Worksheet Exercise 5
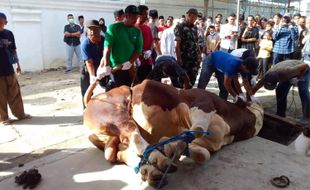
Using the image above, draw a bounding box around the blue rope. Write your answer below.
[134,130,210,174]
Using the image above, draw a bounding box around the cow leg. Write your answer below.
[104,136,120,163]
[187,143,211,164]
[189,108,216,137]
[88,134,106,151]
[159,137,187,161]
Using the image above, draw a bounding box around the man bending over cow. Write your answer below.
[146,55,191,89]
[197,51,259,106]
[252,60,310,124]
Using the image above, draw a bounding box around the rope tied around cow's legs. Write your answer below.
[135,130,211,189]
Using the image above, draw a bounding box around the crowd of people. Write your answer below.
[1,5,310,130]
[62,5,309,124]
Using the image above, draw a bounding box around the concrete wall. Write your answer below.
[0,0,203,72]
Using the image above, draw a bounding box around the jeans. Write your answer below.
[276,70,310,119]
[197,55,228,100]
[65,44,82,71]
[273,52,294,65]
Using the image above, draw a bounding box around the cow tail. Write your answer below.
[84,80,98,106]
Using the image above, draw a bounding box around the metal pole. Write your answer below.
[235,0,240,49]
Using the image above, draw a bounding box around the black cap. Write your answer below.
[0,12,7,21]
[186,8,198,15]
[85,19,100,28]
[125,5,139,15]
[114,9,124,18]
[149,9,158,19]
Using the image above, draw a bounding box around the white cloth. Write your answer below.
[160,27,176,58]
[121,61,132,70]
[96,66,112,80]
[90,75,97,84]
[250,95,261,104]
[144,50,152,59]
[230,48,248,58]
[219,23,238,50]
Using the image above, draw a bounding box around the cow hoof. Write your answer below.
[140,165,167,188]
[88,134,106,151]
[159,138,187,160]
[149,150,178,173]
[188,144,210,164]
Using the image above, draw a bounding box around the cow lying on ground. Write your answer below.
[83,80,264,187]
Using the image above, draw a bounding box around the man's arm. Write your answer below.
[252,77,265,94]
[85,59,95,76]
[242,76,253,96]
[100,46,111,67]
[224,75,238,97]
[175,40,182,65]
[70,31,81,38]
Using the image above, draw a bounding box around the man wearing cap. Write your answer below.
[197,51,259,106]
[146,55,191,89]
[63,14,82,73]
[97,5,143,87]
[0,12,31,125]
[80,19,104,108]
[135,5,154,82]
[114,9,124,23]
[253,60,310,123]
[174,8,201,88]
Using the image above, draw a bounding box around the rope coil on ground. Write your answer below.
[270,175,290,188]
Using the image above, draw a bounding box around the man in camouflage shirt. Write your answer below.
[174,8,201,87]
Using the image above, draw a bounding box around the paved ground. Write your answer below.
[0,68,308,190]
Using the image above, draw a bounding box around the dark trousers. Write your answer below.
[273,52,294,65]
[197,55,228,100]
[258,58,270,77]
[276,71,310,119]
[113,70,133,87]
[137,64,152,83]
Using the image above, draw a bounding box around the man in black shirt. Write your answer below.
[0,12,31,125]
[147,55,191,89]
[63,14,82,73]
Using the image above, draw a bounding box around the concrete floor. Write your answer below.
[0,69,309,190]
[1,137,310,190]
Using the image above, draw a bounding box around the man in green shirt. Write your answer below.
[97,5,143,87]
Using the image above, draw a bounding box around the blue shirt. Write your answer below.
[81,37,104,69]
[211,51,242,76]
[0,29,16,76]
[272,25,298,54]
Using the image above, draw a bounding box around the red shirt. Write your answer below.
[135,23,153,65]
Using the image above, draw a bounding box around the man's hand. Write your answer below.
[135,58,141,67]
[250,95,261,105]
[16,64,21,75]
[233,94,248,108]
[121,61,132,70]
[143,50,152,59]
[96,66,112,80]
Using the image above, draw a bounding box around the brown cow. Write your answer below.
[83,80,263,186]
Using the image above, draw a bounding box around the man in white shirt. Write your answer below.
[160,19,180,58]
[219,13,238,52]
